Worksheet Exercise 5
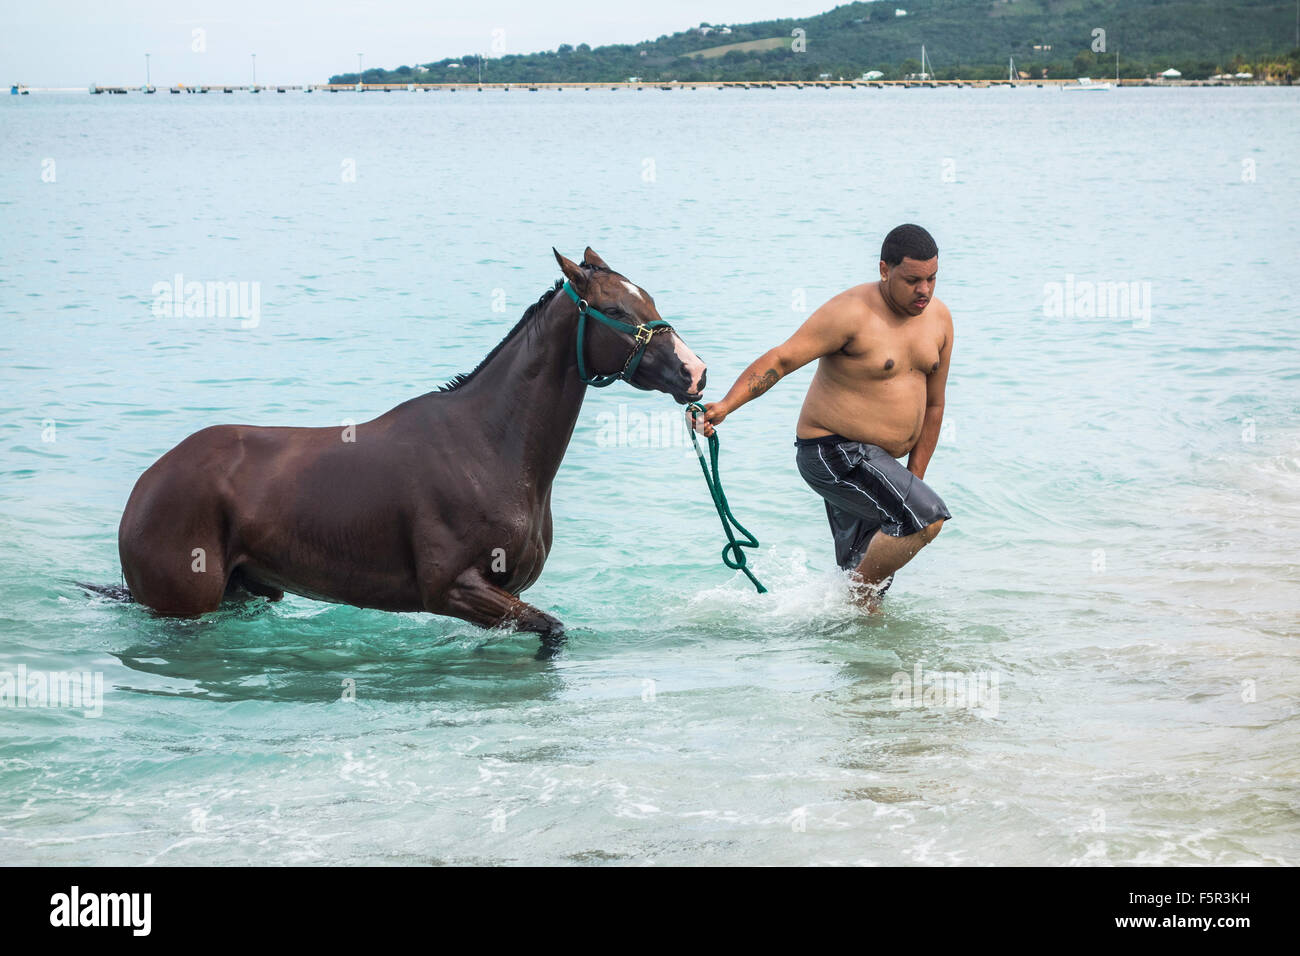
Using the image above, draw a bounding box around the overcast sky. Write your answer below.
[2,0,845,87]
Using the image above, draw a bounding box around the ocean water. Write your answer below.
[1,87,1297,865]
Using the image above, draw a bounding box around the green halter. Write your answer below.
[562,280,674,387]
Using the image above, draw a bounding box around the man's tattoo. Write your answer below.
[747,368,779,397]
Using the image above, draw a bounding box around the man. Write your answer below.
[693,224,952,609]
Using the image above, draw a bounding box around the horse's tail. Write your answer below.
[70,580,134,603]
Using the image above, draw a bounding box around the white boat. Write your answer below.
[1065,76,1112,91]
[992,56,1018,86]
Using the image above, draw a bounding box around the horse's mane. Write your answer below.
[435,265,617,393]
[435,280,563,392]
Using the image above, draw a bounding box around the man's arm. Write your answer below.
[691,299,855,436]
[906,307,953,480]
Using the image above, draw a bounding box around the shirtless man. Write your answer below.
[693,224,952,608]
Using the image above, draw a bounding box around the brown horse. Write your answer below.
[111,248,706,645]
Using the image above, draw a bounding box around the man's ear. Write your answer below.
[554,248,587,291]
[582,247,610,271]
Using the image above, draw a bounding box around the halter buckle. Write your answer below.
[633,325,655,345]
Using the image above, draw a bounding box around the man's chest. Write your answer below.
[835,319,942,381]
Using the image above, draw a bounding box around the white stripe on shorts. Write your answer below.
[860,458,925,531]
[822,444,888,521]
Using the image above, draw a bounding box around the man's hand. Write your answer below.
[688,402,727,438]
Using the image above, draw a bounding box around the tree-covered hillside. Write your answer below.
[329,1,1300,84]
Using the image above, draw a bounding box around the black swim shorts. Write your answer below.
[795,434,952,573]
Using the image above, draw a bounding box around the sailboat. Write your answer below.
[991,55,1017,87]
[907,44,934,84]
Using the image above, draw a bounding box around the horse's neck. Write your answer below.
[458,295,588,491]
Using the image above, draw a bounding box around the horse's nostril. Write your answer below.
[698,369,707,393]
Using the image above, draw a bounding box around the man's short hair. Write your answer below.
[880,224,938,267]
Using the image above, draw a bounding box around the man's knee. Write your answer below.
[919,518,944,544]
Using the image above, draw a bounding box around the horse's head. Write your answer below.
[554,247,706,404]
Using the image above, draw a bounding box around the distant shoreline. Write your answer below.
[10,78,1294,95]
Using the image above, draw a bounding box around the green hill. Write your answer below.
[329,1,1300,84]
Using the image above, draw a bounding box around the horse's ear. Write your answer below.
[582,247,610,270]
[553,248,587,290]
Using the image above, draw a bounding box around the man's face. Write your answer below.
[880,256,938,316]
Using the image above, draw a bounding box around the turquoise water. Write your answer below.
[1,88,1297,865]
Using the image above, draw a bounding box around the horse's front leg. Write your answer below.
[438,569,566,647]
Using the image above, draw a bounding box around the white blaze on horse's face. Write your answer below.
[620,277,706,400]
[670,332,707,397]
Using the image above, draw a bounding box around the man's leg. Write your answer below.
[852,519,944,608]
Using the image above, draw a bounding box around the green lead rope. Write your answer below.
[685,402,767,594]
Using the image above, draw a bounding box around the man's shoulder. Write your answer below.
[929,296,954,329]
[821,283,881,322]
[841,281,880,308]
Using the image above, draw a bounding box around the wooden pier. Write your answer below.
[316,79,1063,91]
[71,77,1279,96]
[83,80,1069,95]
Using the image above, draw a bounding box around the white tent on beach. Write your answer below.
[1159,68,1182,79]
